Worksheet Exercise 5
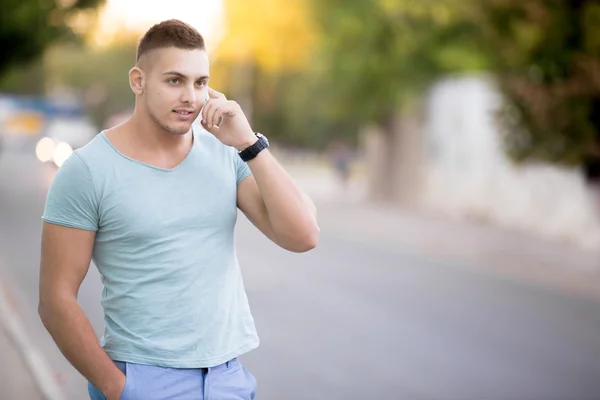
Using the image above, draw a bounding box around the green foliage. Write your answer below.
[311,0,488,127]
[0,0,104,78]
[305,0,600,167]
[245,0,489,149]
[44,43,137,127]
[477,0,600,166]
[249,69,361,150]
[0,62,46,95]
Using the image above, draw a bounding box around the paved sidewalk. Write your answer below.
[0,319,44,400]
[316,200,600,302]
[281,161,600,300]
[0,277,63,400]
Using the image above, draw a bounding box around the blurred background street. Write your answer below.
[2,0,600,399]
[2,152,600,400]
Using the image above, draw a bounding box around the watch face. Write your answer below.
[257,133,269,146]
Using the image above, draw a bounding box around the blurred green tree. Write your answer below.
[43,41,137,128]
[312,0,487,137]
[214,0,488,153]
[309,0,487,200]
[211,0,319,145]
[0,0,105,78]
[477,0,600,170]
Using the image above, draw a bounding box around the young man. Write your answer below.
[38,19,319,400]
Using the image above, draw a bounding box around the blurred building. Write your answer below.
[363,75,600,250]
[421,75,600,249]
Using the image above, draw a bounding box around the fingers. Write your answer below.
[203,101,220,129]
[201,99,213,127]
[200,118,218,133]
[208,87,225,99]
[206,101,217,128]
[201,89,234,129]
[213,110,224,128]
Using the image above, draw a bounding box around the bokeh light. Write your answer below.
[52,142,73,168]
[35,137,56,163]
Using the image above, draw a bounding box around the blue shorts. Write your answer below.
[88,358,257,400]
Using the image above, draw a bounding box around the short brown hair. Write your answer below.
[136,19,205,62]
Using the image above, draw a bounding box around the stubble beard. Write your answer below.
[147,107,190,136]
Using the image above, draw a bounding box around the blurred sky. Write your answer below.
[93,0,224,47]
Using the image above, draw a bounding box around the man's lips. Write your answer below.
[173,109,194,115]
[173,109,195,120]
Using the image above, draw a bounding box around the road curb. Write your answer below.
[0,281,65,400]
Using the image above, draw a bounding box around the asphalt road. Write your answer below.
[1,152,600,400]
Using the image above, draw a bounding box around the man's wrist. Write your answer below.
[102,375,126,400]
[235,133,259,152]
[100,367,126,399]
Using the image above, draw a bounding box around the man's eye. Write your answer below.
[196,81,205,87]
[168,78,179,84]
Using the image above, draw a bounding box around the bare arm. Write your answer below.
[38,223,125,400]
[237,149,320,252]
[200,86,319,252]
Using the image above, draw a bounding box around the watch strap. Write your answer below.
[238,133,269,162]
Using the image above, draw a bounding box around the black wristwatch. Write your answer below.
[238,133,269,162]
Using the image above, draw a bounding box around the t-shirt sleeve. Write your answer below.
[41,152,99,231]
[234,150,252,186]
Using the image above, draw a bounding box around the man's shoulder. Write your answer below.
[71,131,112,169]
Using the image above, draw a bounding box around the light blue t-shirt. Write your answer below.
[42,125,259,368]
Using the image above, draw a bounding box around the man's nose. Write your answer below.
[181,84,197,104]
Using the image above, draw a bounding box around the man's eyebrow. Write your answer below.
[162,71,210,80]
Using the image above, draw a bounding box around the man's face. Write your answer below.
[140,47,209,135]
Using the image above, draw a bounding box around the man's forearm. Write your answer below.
[246,149,319,249]
[39,297,124,399]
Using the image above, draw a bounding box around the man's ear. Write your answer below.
[129,66,145,95]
